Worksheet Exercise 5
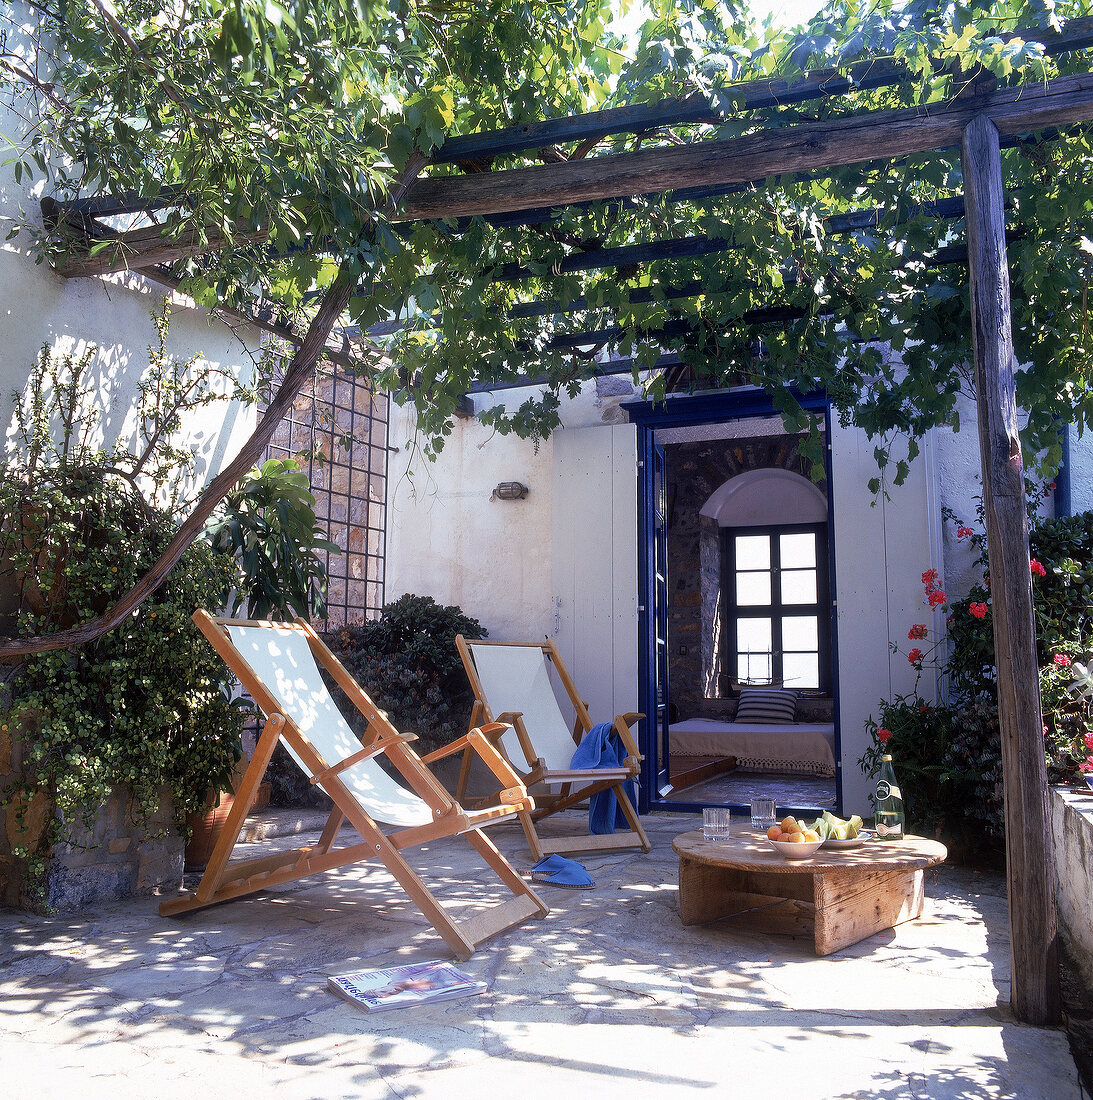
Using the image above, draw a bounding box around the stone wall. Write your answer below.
[665,433,830,721]
[1,719,182,912]
[1052,786,1093,991]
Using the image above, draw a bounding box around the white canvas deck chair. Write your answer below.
[449,635,651,861]
[160,613,548,960]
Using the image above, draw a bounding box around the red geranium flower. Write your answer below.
[1054,653,1072,667]
[921,568,939,590]
[969,602,988,619]
[928,589,947,608]
[1031,559,1047,577]
[1084,732,1093,753]
[877,728,892,743]
[956,526,974,539]
[1081,760,1093,774]
[908,648,924,664]
[908,624,928,640]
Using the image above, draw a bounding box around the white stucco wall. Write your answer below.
[829,421,943,813]
[384,400,554,639]
[1,14,260,487]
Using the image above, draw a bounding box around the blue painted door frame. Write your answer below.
[626,389,842,815]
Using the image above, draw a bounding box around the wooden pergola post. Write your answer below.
[961,114,1060,1025]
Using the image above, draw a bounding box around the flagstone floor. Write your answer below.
[0,812,1082,1099]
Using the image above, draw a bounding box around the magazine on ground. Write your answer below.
[327,961,487,1012]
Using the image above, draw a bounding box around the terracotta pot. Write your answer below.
[183,781,272,871]
[184,791,237,872]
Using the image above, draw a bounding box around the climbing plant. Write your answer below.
[5,1,1093,653]
[0,307,252,888]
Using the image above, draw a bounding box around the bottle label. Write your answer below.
[876,781,901,801]
[875,820,903,837]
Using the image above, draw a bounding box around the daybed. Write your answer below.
[668,717,836,777]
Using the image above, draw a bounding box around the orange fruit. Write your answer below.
[780,816,801,833]
[786,831,808,843]
[766,825,782,840]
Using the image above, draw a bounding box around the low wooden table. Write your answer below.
[672,830,947,956]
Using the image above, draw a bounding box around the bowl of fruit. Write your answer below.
[765,817,824,859]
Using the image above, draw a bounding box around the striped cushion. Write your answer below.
[734,687,798,724]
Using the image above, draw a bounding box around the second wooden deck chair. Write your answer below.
[160,613,548,960]
[448,635,651,861]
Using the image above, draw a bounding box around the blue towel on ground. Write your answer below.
[570,721,636,834]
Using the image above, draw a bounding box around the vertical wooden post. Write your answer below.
[961,114,1060,1024]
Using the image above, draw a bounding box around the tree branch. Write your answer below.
[0,153,427,657]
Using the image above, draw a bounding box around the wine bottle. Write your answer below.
[874,754,905,840]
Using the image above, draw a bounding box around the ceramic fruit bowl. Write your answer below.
[766,836,824,860]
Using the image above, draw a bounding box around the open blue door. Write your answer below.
[638,434,670,806]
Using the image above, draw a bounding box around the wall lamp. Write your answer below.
[492,481,529,501]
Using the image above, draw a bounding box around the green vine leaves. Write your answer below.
[6,1,1093,478]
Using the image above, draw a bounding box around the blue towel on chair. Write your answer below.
[570,722,636,834]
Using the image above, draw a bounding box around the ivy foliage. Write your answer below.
[0,308,251,871]
[6,1,1093,475]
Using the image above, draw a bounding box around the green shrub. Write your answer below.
[204,457,338,620]
[0,307,252,884]
[1,473,247,856]
[325,594,486,754]
[261,594,487,807]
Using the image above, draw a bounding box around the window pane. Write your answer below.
[780,532,816,568]
[737,616,772,682]
[735,535,770,570]
[783,652,819,689]
[738,617,772,651]
[781,569,817,604]
[736,571,771,606]
[783,615,818,651]
[738,653,773,682]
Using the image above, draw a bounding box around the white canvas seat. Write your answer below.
[445,636,651,860]
[160,613,548,960]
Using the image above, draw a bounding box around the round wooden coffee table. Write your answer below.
[672,830,948,956]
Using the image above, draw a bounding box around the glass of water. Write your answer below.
[702,807,732,842]
[750,798,777,831]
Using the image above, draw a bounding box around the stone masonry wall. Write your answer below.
[1,719,182,912]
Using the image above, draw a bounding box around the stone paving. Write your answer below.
[0,811,1082,1099]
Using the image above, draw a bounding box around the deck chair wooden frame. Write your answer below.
[160,612,548,960]
[445,635,651,862]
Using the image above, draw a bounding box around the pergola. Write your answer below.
[30,13,1093,1027]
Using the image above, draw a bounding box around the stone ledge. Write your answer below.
[1052,786,1093,991]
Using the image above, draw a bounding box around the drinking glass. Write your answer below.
[750,798,777,831]
[702,807,732,842]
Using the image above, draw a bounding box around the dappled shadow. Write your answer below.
[0,814,1078,1098]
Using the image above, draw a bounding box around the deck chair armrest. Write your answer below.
[423,724,531,808]
[612,712,645,762]
[421,719,506,763]
[309,732,413,786]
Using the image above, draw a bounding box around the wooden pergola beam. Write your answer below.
[399,74,1093,221]
[434,16,1093,165]
[50,219,265,280]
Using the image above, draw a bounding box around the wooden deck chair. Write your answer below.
[160,613,548,960]
[446,635,651,862]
